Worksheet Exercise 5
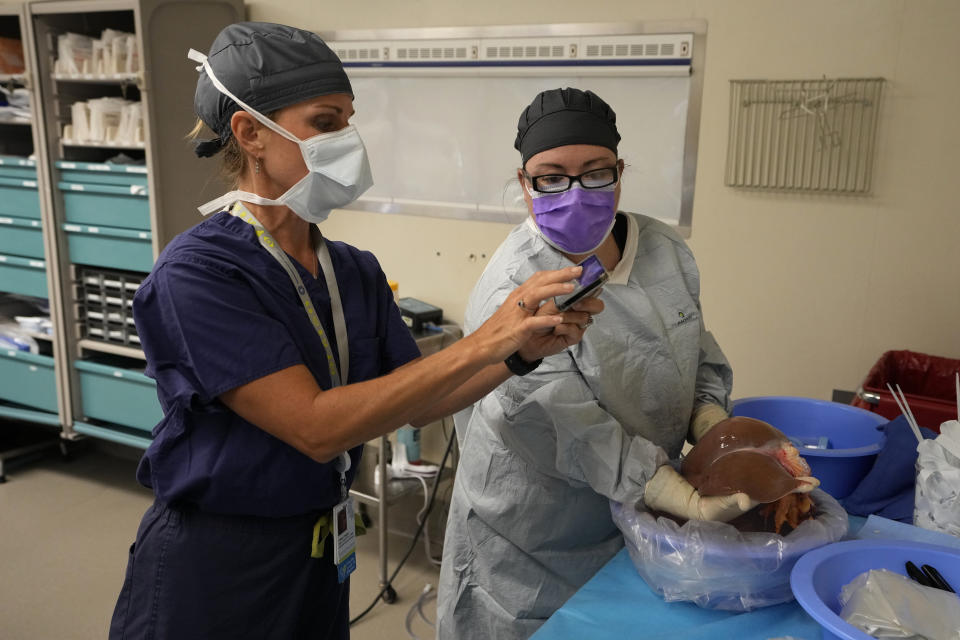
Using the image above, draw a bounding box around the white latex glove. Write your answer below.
[643,465,760,522]
[689,403,728,443]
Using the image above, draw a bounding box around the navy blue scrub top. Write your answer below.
[132,211,421,517]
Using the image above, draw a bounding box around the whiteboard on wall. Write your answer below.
[324,23,706,231]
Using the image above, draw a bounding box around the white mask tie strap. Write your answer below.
[187,48,302,146]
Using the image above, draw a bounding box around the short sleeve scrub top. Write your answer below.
[108,209,420,640]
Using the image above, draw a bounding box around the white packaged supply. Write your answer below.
[56,32,93,75]
[914,424,960,538]
[840,569,960,640]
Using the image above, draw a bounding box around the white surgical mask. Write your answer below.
[188,49,373,224]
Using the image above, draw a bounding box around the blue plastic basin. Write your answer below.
[791,539,960,640]
[732,396,887,499]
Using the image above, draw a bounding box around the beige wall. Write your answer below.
[244,0,960,402]
[9,0,944,403]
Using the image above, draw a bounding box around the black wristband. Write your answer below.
[504,351,542,376]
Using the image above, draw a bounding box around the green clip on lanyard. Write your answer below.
[229,202,349,387]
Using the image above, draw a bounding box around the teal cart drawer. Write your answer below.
[0,156,38,181]
[0,177,41,220]
[0,350,58,413]
[59,182,150,230]
[56,161,148,187]
[0,254,47,298]
[75,360,162,432]
[63,223,153,272]
[0,216,44,259]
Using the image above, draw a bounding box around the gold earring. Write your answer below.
[255,157,261,175]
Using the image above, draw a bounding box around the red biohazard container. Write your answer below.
[852,350,960,433]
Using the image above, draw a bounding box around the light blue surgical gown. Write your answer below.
[436,213,733,639]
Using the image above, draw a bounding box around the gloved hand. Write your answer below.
[643,465,761,522]
[689,403,728,443]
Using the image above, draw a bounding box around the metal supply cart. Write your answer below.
[349,328,460,603]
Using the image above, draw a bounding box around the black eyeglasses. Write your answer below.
[524,166,619,194]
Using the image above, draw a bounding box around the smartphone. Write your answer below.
[555,254,609,312]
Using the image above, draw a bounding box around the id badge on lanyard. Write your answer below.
[333,453,357,583]
[230,203,356,581]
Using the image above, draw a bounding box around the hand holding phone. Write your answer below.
[554,254,608,312]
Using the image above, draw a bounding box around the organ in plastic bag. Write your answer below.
[839,569,960,639]
[610,488,848,611]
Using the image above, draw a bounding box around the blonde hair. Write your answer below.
[187,111,279,188]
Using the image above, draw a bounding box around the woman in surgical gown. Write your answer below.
[108,25,599,640]
[436,88,737,639]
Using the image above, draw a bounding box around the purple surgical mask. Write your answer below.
[528,184,616,254]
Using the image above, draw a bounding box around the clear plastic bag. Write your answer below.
[56,33,94,75]
[840,569,960,639]
[610,488,849,611]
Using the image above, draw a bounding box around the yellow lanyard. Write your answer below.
[229,202,348,387]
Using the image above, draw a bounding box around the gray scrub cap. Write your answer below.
[193,22,353,158]
[514,88,620,166]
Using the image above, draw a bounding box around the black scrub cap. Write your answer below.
[514,88,620,166]
[193,22,353,158]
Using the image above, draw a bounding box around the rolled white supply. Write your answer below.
[87,101,103,142]
[70,101,89,141]
[111,37,124,74]
[125,36,138,73]
[72,101,90,142]
[116,110,130,143]
[56,34,70,74]
[91,40,104,75]
[116,102,141,144]
[62,123,73,140]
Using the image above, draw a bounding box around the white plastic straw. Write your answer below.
[887,382,923,444]
[896,384,922,437]
[886,382,912,433]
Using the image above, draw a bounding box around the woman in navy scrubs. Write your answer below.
[108,23,601,640]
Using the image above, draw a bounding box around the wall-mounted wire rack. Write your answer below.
[725,77,884,194]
